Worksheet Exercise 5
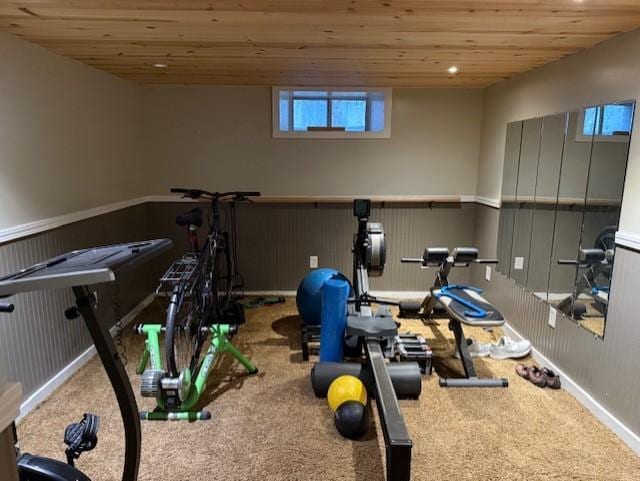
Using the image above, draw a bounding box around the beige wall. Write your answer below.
[477,28,640,236]
[140,86,483,197]
[0,32,142,231]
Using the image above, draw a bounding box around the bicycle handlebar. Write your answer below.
[401,257,423,264]
[170,188,260,201]
[0,302,15,313]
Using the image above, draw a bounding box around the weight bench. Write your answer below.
[435,285,508,388]
[402,247,509,388]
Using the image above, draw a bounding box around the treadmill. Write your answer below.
[0,239,172,481]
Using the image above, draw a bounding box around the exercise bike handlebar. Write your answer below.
[0,302,14,313]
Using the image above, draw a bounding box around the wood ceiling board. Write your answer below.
[2,1,640,87]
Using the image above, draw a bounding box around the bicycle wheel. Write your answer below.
[165,285,207,378]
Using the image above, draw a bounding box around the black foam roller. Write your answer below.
[311,361,421,398]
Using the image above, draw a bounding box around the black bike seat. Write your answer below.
[176,208,203,228]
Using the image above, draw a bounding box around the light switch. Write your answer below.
[309,256,318,269]
[548,307,557,328]
[514,257,524,270]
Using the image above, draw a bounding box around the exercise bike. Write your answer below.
[1,302,101,481]
[136,189,260,421]
[0,239,172,481]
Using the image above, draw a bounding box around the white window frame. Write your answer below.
[272,86,392,139]
[575,101,634,143]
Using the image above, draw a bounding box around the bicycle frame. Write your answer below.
[136,188,260,421]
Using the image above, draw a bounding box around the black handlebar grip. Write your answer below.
[0,303,15,313]
[243,192,261,197]
[170,188,189,193]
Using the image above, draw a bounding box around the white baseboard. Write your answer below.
[16,293,156,423]
[502,322,640,455]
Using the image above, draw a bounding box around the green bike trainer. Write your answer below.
[136,324,257,421]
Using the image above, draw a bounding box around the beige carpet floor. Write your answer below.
[17,298,640,481]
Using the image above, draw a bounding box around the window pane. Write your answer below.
[293,99,328,131]
[279,97,290,131]
[332,99,366,131]
[602,103,633,135]
[583,106,598,136]
[370,98,385,132]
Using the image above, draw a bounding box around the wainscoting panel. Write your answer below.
[146,202,478,292]
[0,204,155,398]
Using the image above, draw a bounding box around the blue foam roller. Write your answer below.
[319,278,350,363]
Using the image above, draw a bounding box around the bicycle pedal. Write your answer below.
[64,414,100,465]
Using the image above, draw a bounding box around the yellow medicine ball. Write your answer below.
[327,375,367,412]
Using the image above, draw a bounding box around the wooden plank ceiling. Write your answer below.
[2,1,640,87]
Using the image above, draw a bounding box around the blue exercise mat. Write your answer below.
[319,278,350,362]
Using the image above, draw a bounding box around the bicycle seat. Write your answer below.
[176,208,203,228]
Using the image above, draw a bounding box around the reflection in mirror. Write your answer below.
[574,101,633,337]
[510,118,542,287]
[497,121,522,276]
[495,101,633,340]
[548,110,594,320]
[527,113,567,299]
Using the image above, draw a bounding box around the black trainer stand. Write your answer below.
[0,239,172,481]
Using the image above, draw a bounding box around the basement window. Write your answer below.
[272,87,392,138]
[577,102,634,142]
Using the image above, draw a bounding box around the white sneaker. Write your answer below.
[453,337,491,358]
[489,336,531,360]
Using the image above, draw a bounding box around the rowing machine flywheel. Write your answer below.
[366,222,386,277]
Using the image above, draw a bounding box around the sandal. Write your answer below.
[542,367,561,389]
[515,364,546,388]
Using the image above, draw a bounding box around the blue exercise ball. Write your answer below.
[296,268,351,325]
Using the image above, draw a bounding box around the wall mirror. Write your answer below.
[497,100,634,338]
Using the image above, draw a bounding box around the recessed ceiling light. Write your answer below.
[448,66,459,74]
[153,63,168,68]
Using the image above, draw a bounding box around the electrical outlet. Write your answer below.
[514,257,524,270]
[309,256,318,269]
[485,265,491,282]
[548,307,557,328]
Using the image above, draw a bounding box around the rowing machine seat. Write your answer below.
[346,315,398,338]
[176,208,203,228]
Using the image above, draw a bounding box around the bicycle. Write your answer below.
[136,188,260,421]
